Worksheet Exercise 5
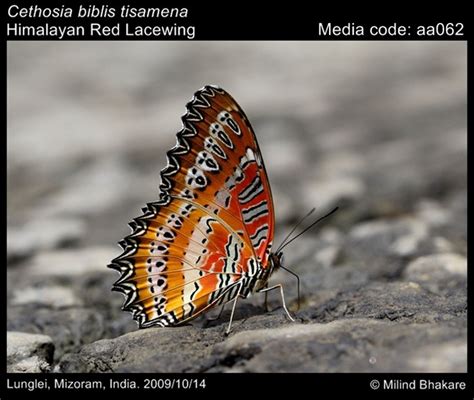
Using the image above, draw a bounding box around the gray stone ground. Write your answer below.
[7,42,466,373]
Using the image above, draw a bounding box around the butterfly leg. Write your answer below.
[225,284,246,335]
[262,283,270,312]
[258,284,295,322]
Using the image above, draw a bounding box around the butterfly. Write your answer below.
[109,85,336,333]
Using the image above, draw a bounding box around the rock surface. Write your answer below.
[7,306,105,361]
[7,42,466,373]
[7,332,55,372]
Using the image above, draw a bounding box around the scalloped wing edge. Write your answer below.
[108,84,226,328]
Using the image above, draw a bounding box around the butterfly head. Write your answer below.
[269,251,285,271]
[254,251,284,291]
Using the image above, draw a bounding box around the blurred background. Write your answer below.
[7,42,467,373]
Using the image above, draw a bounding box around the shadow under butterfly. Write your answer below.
[109,85,337,334]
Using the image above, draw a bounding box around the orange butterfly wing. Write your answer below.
[109,86,275,327]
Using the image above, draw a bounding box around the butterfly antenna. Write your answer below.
[275,208,316,253]
[278,207,339,253]
[280,265,300,310]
